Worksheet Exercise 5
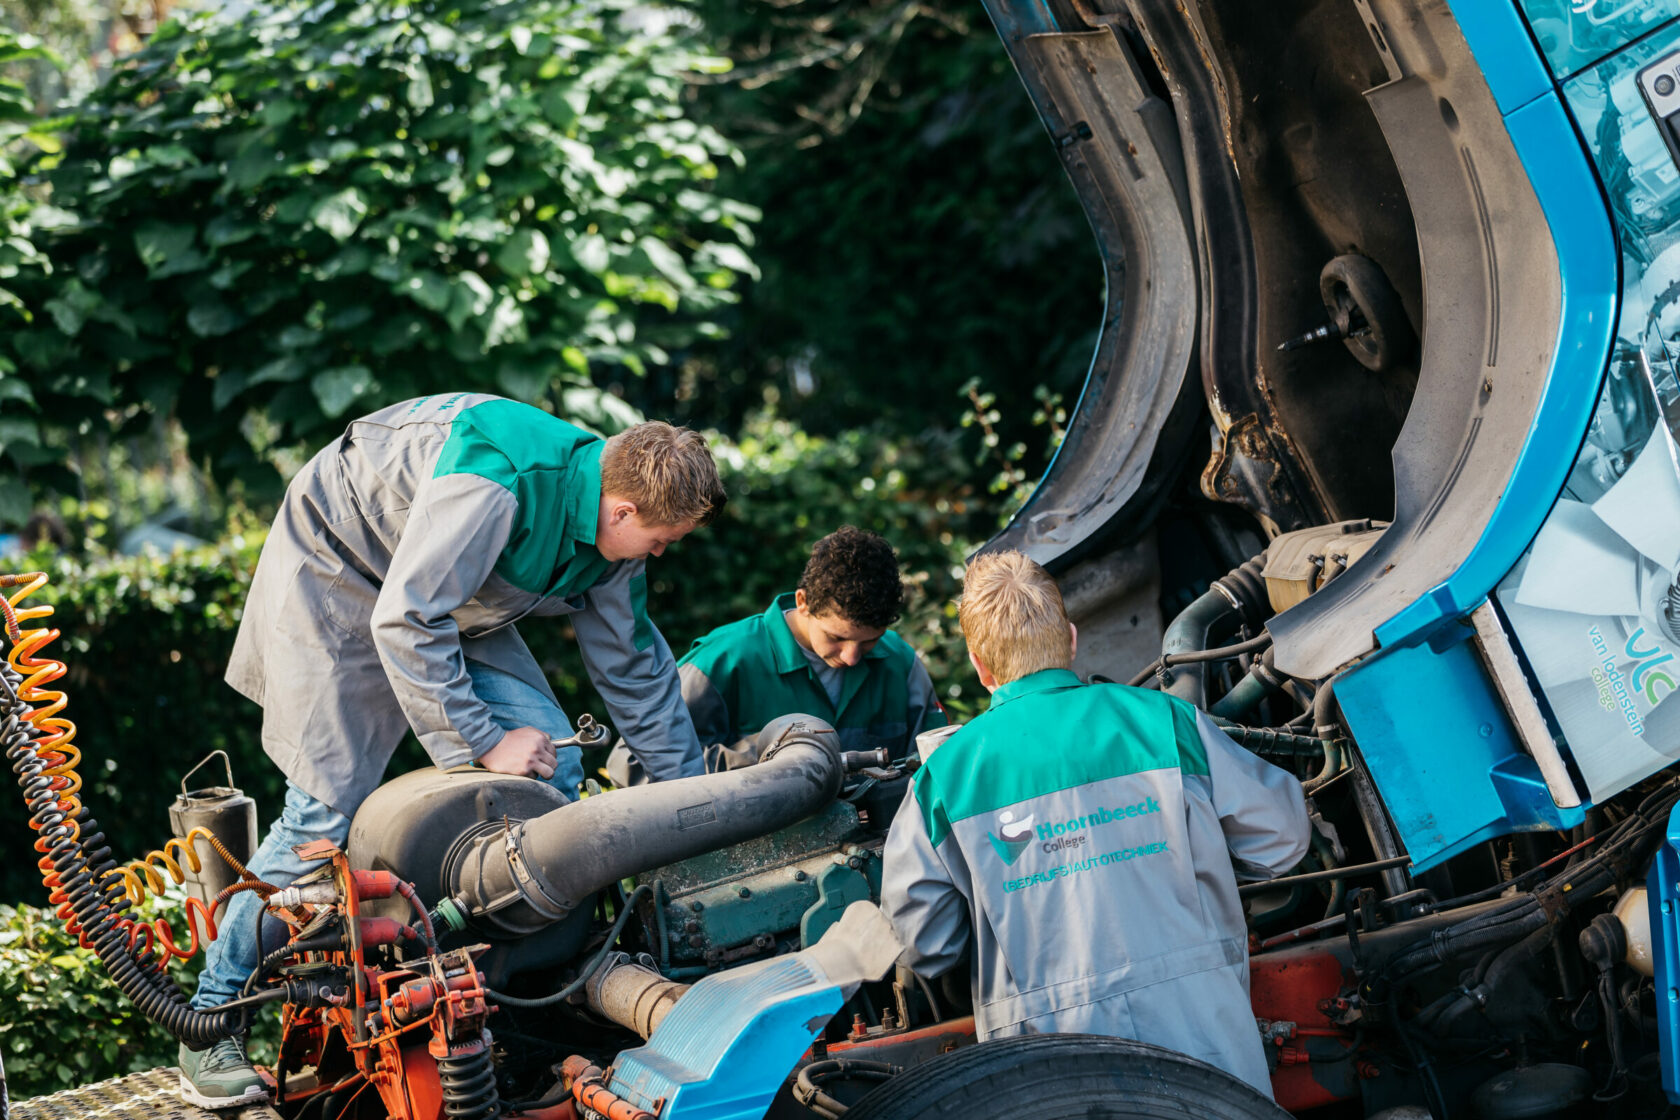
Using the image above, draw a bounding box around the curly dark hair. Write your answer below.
[798,526,905,629]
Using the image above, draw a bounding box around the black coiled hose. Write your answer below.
[2,659,238,1045]
[438,1039,501,1120]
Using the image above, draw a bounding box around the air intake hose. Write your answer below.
[1161,556,1269,707]
[446,715,843,937]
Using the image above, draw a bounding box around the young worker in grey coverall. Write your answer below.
[881,550,1309,1099]
[609,526,945,780]
[179,392,724,1108]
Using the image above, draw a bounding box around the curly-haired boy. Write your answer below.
[675,526,945,770]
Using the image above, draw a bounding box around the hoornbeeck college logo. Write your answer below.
[987,809,1035,865]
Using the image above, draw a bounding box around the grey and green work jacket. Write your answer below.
[226,393,703,816]
[679,593,945,769]
[881,669,1309,1097]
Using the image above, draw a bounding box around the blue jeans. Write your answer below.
[190,781,352,1009]
[466,658,583,796]
[191,661,574,1010]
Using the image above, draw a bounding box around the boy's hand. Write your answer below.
[480,726,557,779]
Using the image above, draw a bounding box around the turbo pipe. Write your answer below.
[586,952,690,1038]
[448,715,843,937]
[1160,557,1268,707]
[1208,648,1284,720]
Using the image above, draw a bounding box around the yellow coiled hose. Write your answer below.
[3,570,255,960]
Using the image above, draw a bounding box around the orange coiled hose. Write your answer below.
[3,572,98,948]
[3,571,241,962]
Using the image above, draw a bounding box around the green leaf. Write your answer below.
[311,365,375,418]
[482,296,525,350]
[210,370,247,410]
[277,325,317,350]
[310,188,367,242]
[494,229,549,280]
[0,416,40,456]
[697,241,759,282]
[248,354,306,388]
[572,234,609,276]
[42,279,99,337]
[204,215,259,249]
[446,271,493,332]
[0,485,28,528]
[400,271,452,313]
[637,237,691,289]
[495,364,548,401]
[0,377,35,406]
[407,62,434,111]
[132,222,196,276]
[186,299,244,338]
[209,259,255,289]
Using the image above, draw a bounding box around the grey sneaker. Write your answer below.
[178,1038,267,1109]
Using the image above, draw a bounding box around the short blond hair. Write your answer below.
[601,422,727,527]
[959,550,1072,685]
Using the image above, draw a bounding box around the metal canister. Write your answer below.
[166,751,259,909]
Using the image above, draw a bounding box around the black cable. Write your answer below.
[3,660,238,1045]
[794,1059,900,1120]
[1127,633,1274,687]
[911,971,942,1023]
[485,883,653,1009]
[1237,855,1410,897]
[503,1084,571,1113]
[1371,778,1680,1017]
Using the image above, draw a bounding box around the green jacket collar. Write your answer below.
[566,441,604,548]
[764,592,891,676]
[990,668,1083,708]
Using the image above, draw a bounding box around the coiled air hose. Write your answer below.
[2,572,240,1045]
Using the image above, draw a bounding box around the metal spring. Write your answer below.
[438,1039,502,1120]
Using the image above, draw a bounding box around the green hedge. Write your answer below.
[0,415,983,905]
[0,900,188,1097]
[0,891,283,1099]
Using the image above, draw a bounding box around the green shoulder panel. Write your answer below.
[913,679,1206,846]
[432,399,604,595]
[679,611,771,678]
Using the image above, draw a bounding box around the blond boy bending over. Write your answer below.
[880,550,1309,1098]
[182,394,724,1107]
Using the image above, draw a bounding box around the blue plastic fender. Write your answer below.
[605,953,845,1120]
[1648,802,1680,1103]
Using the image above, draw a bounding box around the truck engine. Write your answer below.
[7,548,1679,1120]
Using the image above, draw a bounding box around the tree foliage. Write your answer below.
[2,0,756,500]
[0,30,68,528]
[629,0,1101,455]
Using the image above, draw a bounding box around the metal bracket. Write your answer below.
[503,819,574,921]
